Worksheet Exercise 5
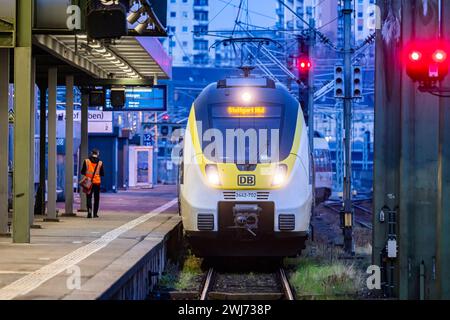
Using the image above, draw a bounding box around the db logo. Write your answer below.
[238,175,256,186]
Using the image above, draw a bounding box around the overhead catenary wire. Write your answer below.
[232,0,244,36]
[207,0,235,29]
[217,0,277,21]
[173,33,192,64]
[278,0,339,51]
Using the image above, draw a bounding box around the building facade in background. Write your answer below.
[276,0,376,44]
[163,0,211,66]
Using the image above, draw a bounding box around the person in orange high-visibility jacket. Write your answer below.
[81,149,104,218]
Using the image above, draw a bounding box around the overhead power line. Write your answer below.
[217,0,277,20]
[278,0,339,51]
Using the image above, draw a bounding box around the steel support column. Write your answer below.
[45,67,58,222]
[13,0,33,243]
[373,0,402,299]
[64,75,75,216]
[78,92,89,212]
[29,58,36,227]
[436,0,450,299]
[342,0,354,255]
[0,49,10,236]
[374,0,446,299]
[36,83,47,216]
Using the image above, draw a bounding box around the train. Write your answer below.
[313,132,333,204]
[178,74,318,257]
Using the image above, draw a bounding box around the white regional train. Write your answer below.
[178,75,314,257]
[313,131,333,204]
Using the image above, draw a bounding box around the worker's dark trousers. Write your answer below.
[87,184,101,217]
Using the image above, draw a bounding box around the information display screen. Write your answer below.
[105,85,167,111]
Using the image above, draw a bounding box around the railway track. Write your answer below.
[323,203,373,230]
[199,267,295,300]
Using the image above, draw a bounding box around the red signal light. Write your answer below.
[297,58,311,71]
[433,50,447,63]
[404,40,450,83]
[410,51,422,61]
[162,114,170,121]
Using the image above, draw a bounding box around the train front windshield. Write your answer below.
[199,103,297,164]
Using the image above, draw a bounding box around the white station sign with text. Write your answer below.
[56,110,113,134]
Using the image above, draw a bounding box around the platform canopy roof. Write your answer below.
[33,34,172,83]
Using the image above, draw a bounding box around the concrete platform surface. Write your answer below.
[0,186,179,300]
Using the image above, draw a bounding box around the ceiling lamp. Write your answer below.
[135,17,150,34]
[127,6,146,24]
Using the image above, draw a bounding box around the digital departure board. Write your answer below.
[105,85,167,111]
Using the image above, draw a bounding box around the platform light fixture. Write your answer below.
[75,33,143,79]
[127,6,146,24]
[135,17,151,35]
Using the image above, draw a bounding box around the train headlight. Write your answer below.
[241,91,252,104]
[205,164,221,186]
[272,164,288,186]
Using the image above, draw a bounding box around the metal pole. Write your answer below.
[139,111,144,146]
[64,75,75,216]
[78,92,89,212]
[13,0,33,242]
[342,0,354,255]
[37,84,47,215]
[29,58,36,227]
[45,67,58,222]
[0,49,10,236]
[308,19,315,153]
[154,112,158,185]
[437,0,450,299]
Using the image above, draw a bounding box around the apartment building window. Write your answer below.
[182,11,188,18]
[194,10,208,21]
[170,12,176,18]
[182,26,188,32]
[182,41,188,47]
[194,0,208,5]
[306,6,312,16]
[194,25,208,34]
[194,39,208,50]
[194,54,208,65]
[287,20,294,30]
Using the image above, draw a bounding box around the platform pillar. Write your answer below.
[45,67,58,222]
[36,83,47,216]
[64,75,75,216]
[79,92,88,212]
[13,0,33,243]
[0,49,10,236]
[29,57,36,226]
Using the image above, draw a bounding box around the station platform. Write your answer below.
[0,186,180,300]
